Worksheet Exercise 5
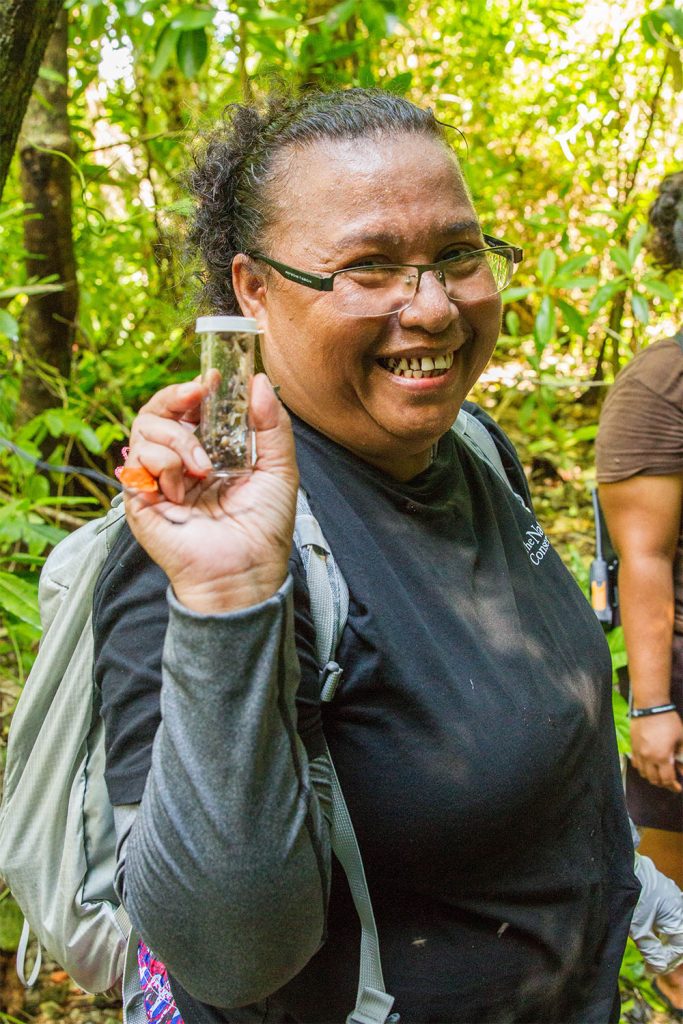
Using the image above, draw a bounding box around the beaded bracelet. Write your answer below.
[629,703,677,719]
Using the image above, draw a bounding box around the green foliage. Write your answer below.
[0,891,24,953]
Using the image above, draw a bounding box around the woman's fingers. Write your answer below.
[633,751,682,794]
[140,379,205,422]
[124,375,298,530]
[631,717,683,794]
[130,412,212,477]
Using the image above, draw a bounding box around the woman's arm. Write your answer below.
[115,579,331,1008]
[108,377,332,1006]
[599,473,683,794]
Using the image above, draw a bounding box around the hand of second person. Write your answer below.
[123,374,299,614]
[631,713,683,794]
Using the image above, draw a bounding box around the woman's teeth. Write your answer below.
[379,352,454,379]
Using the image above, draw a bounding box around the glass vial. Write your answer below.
[196,316,260,477]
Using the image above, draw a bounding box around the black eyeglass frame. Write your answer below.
[247,235,523,294]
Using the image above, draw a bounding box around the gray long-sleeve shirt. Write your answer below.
[114,578,331,1008]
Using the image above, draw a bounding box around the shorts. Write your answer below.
[622,630,683,833]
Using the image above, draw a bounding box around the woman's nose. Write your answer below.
[398,270,458,332]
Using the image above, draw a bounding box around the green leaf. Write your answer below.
[0,310,19,340]
[572,424,599,441]
[501,285,533,303]
[176,28,208,78]
[359,64,375,88]
[164,198,194,216]
[326,0,358,28]
[556,253,592,277]
[359,0,390,36]
[589,279,626,314]
[553,274,600,290]
[78,424,102,454]
[641,12,659,45]
[537,249,556,285]
[88,1,108,39]
[660,4,683,38]
[248,10,299,29]
[612,687,630,756]
[631,292,649,324]
[150,24,180,79]
[504,310,520,337]
[556,299,586,336]
[170,6,215,30]
[0,283,64,299]
[0,896,24,952]
[0,572,40,630]
[667,48,683,92]
[20,520,67,548]
[627,222,648,263]
[534,295,556,350]
[385,71,413,95]
[610,246,632,276]
[38,67,68,84]
[640,276,676,300]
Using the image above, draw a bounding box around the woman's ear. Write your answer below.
[232,254,267,320]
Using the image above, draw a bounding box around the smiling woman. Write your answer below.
[92,89,639,1024]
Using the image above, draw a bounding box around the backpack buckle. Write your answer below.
[320,661,343,702]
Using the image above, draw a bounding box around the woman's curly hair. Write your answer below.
[648,170,683,271]
[186,89,449,315]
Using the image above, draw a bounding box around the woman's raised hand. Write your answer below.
[123,373,299,614]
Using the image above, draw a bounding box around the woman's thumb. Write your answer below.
[250,374,298,479]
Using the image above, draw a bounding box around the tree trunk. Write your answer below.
[17,10,78,424]
[0,0,63,200]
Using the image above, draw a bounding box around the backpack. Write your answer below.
[0,408,514,1024]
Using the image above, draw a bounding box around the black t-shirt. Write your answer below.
[93,404,636,1024]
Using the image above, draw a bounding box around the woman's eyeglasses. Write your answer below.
[247,235,523,319]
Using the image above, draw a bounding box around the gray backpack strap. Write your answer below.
[294,489,396,1024]
[121,926,150,1024]
[16,920,41,988]
[294,489,349,699]
[454,409,529,510]
[327,749,396,1024]
[453,409,509,489]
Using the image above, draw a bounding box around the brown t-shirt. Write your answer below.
[596,336,683,633]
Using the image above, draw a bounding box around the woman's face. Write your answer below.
[234,133,502,480]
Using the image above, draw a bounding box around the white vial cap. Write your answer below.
[195,316,261,333]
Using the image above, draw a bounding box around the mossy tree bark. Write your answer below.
[0,0,63,200]
[17,9,78,423]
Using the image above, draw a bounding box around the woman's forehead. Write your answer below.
[270,133,477,251]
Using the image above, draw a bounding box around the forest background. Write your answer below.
[0,0,682,1022]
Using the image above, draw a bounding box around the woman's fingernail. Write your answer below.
[192,447,212,471]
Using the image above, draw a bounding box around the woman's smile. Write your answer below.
[377,349,455,379]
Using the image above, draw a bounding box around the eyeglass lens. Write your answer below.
[334,249,514,317]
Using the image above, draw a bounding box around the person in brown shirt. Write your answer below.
[596,170,683,1015]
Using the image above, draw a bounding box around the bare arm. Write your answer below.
[599,473,683,793]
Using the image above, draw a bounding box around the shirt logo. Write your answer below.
[523,521,550,566]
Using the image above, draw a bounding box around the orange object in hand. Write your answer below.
[117,465,158,493]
